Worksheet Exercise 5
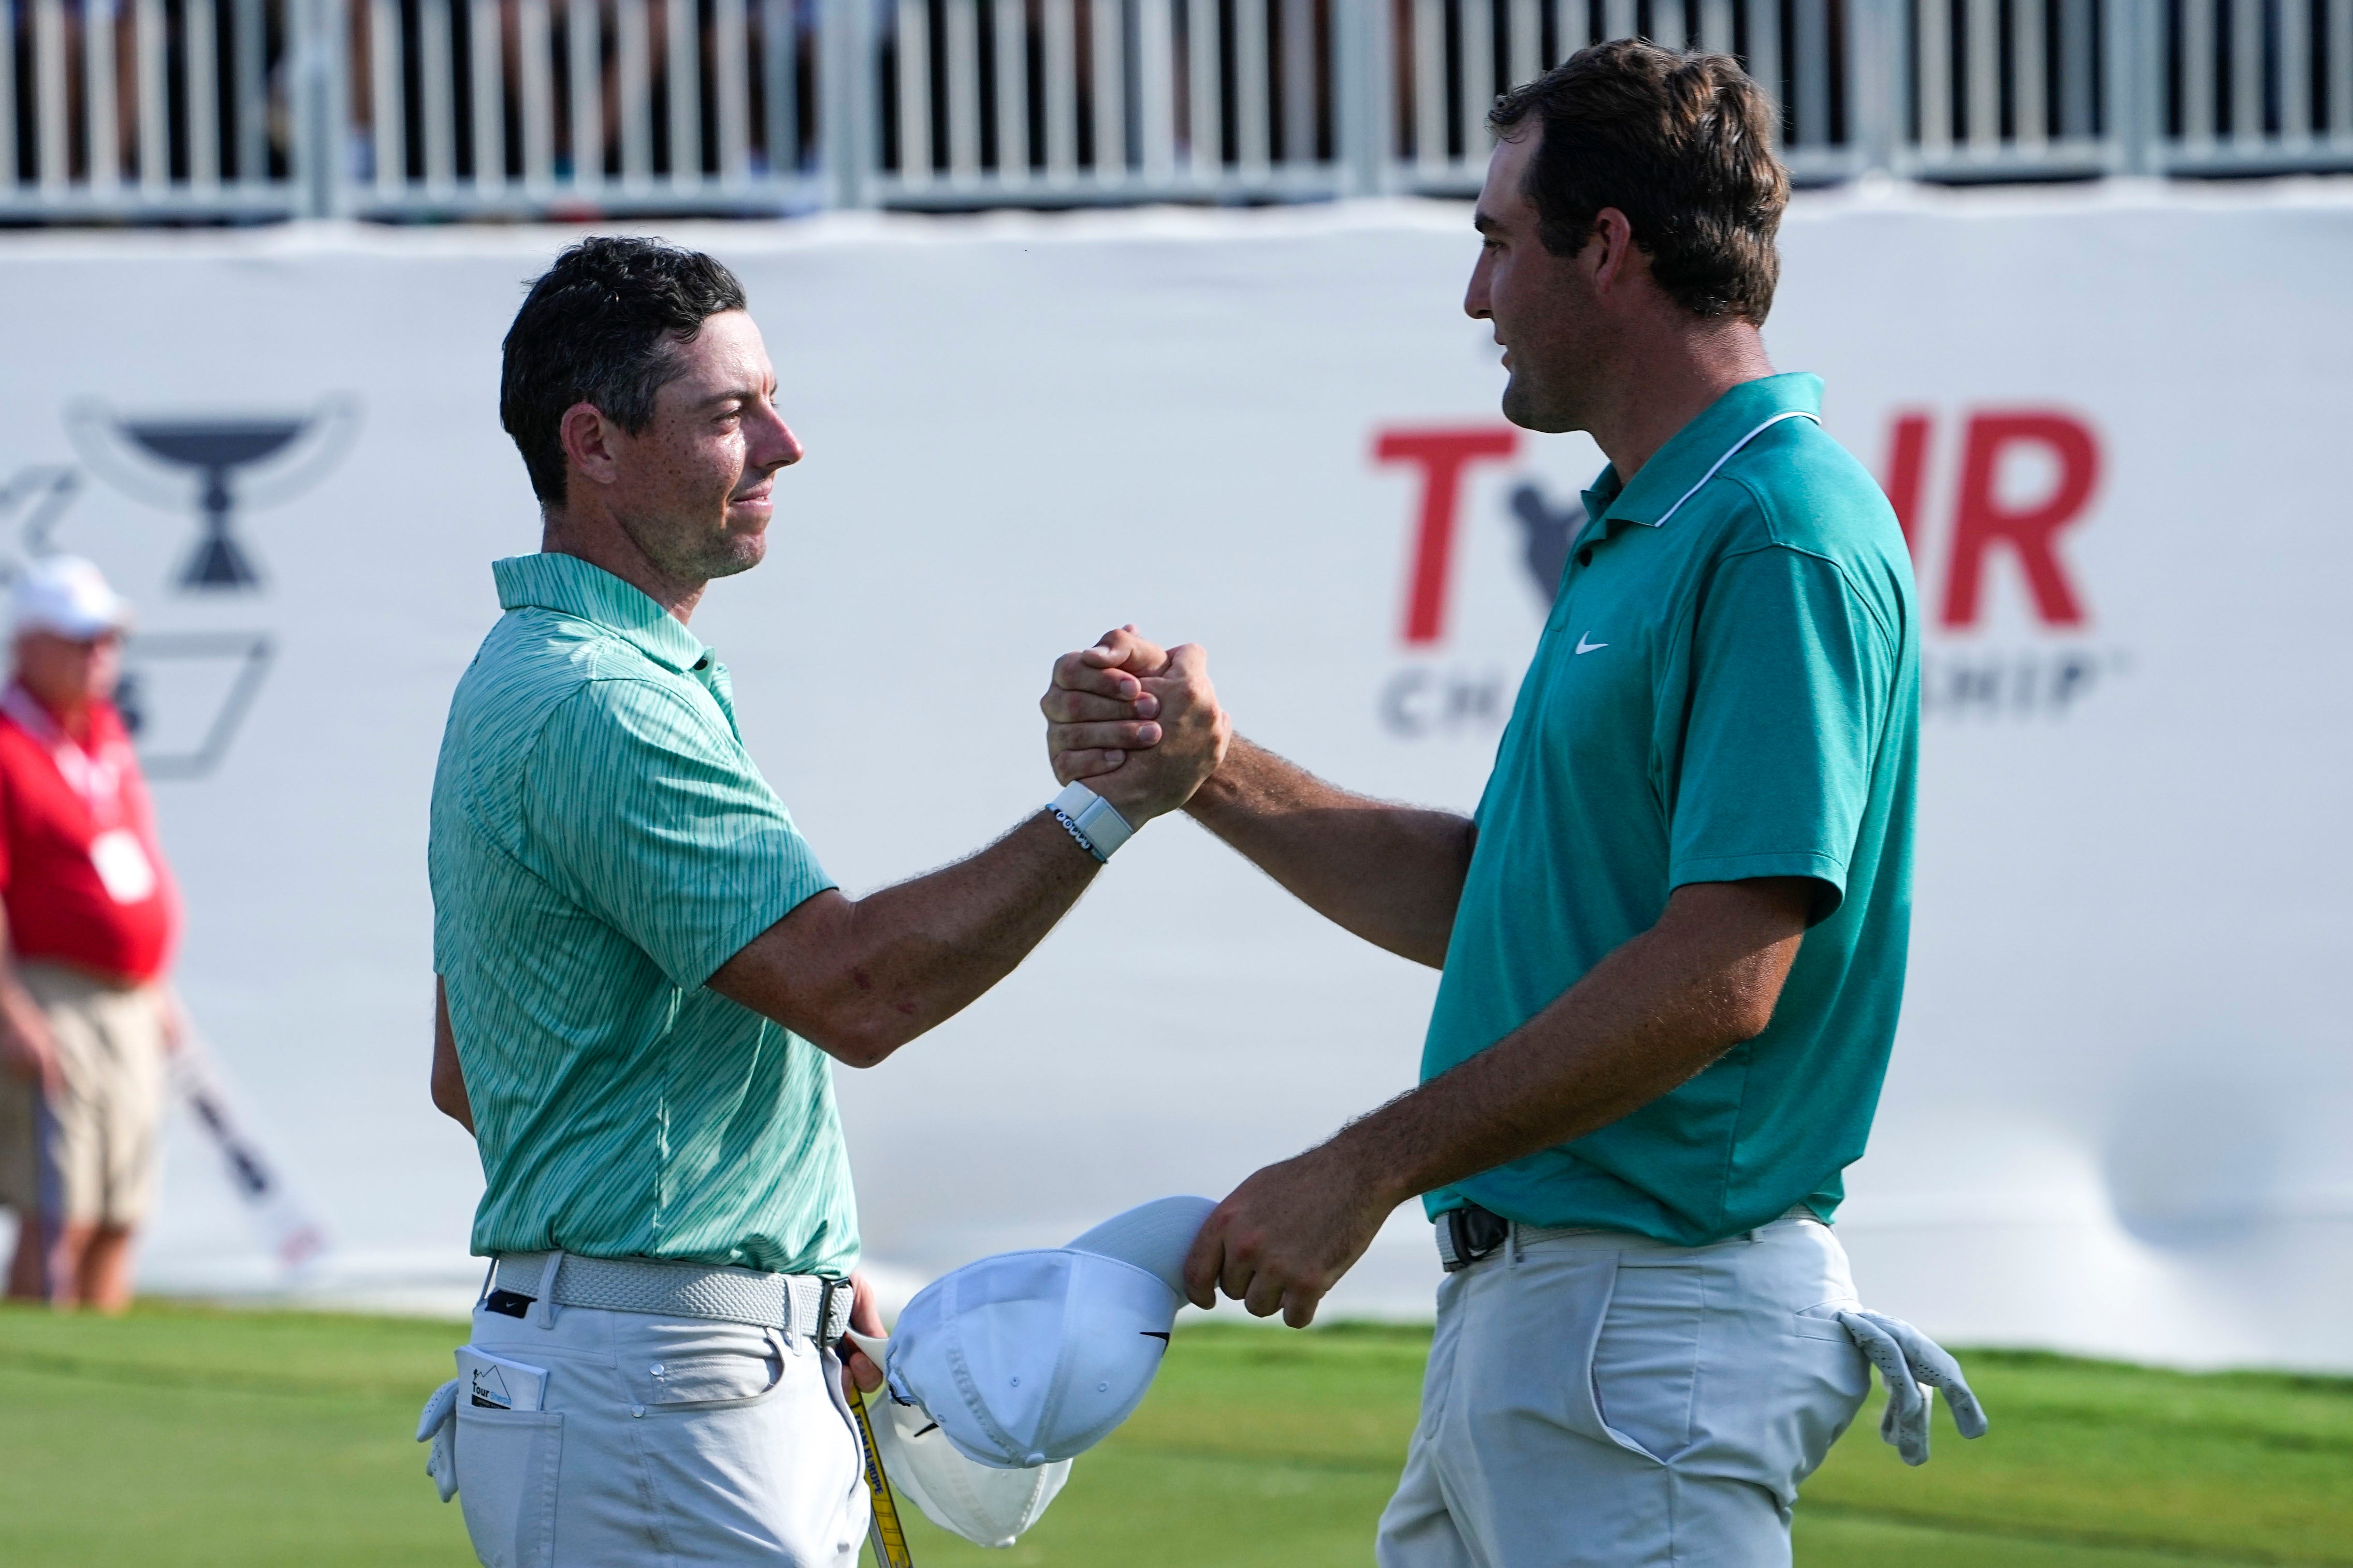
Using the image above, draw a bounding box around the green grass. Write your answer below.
[0,1302,475,1566]
[2,1306,2347,1567]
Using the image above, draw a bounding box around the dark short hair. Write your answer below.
[500,237,748,505]
[1489,39,1788,324]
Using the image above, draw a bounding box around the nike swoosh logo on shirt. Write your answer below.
[1576,633,1608,654]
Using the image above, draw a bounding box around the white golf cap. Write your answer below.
[883,1195,1216,1471]
[852,1335,1073,1548]
[11,556,130,639]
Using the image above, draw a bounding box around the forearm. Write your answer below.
[711,813,1099,1067]
[829,814,1100,1047]
[1329,881,1808,1207]
[1184,737,1474,967]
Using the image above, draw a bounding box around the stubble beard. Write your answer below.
[696,529,766,581]
[1500,365,1577,435]
[622,508,767,585]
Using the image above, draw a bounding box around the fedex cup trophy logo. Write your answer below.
[66,399,360,591]
[42,399,360,778]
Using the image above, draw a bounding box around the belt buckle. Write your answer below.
[1443,1206,1509,1273]
[815,1277,843,1346]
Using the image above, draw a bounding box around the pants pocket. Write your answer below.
[456,1406,564,1568]
[1477,1248,1667,1466]
[1586,1261,1706,1464]
[624,1323,788,1410]
[1790,1300,1860,1342]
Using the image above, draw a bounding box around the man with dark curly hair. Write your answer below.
[1047,39,1971,1566]
[425,236,1227,1565]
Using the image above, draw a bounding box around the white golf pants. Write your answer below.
[454,1300,868,1568]
[1376,1211,1873,1568]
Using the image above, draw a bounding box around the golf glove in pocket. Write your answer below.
[417,1378,460,1502]
[1837,1308,1989,1465]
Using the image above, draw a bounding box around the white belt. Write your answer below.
[489,1250,853,1344]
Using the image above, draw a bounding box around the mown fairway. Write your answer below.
[2,1305,2346,1567]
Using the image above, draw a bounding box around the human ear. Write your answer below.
[559,402,621,489]
[1587,208,1638,293]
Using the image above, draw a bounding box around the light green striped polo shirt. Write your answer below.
[428,551,856,1276]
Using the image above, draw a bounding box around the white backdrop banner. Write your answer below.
[1,184,2346,1369]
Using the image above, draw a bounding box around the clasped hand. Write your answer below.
[1038,625,1229,825]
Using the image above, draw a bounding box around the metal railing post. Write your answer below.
[1847,0,1901,178]
[2103,0,2157,175]
[1333,0,1395,196]
[819,0,876,209]
[294,0,349,216]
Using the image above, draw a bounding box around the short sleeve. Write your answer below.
[1668,545,1896,923]
[522,681,834,987]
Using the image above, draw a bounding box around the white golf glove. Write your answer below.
[416,1378,460,1502]
[1836,1308,1988,1466]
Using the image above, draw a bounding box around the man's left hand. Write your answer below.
[839,1269,885,1395]
[1182,1145,1399,1328]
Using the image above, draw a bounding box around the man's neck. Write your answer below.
[540,504,706,625]
[1589,318,1775,489]
[7,682,91,743]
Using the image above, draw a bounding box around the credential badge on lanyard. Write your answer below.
[0,684,157,904]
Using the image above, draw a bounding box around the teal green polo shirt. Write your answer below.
[1421,373,1919,1246]
[428,553,856,1275]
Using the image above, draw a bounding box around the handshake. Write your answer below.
[1038,625,1232,830]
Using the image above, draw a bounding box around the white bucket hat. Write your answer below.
[11,555,131,639]
[880,1195,1215,1477]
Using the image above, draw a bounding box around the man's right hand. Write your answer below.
[0,1006,57,1095]
[1039,627,1225,824]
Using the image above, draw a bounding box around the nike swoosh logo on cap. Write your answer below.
[1576,633,1608,654]
[1140,1331,1171,1342]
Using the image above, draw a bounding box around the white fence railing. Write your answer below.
[345,0,824,212]
[874,0,1345,206]
[4,0,2351,222]
[0,0,308,217]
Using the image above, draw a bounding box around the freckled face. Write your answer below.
[606,309,804,583]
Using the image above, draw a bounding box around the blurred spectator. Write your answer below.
[0,558,181,1313]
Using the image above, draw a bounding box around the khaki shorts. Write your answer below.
[0,963,169,1228]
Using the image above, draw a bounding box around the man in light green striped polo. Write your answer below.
[424,237,1227,1567]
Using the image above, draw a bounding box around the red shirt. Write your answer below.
[0,687,180,984]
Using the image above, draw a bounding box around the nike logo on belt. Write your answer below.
[1576,633,1608,654]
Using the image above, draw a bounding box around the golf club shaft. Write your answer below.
[847,1381,916,1568]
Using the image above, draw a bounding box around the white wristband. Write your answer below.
[1049,781,1136,861]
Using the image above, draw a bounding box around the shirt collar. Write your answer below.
[2,684,123,809]
[492,553,710,675]
[1584,372,1826,536]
